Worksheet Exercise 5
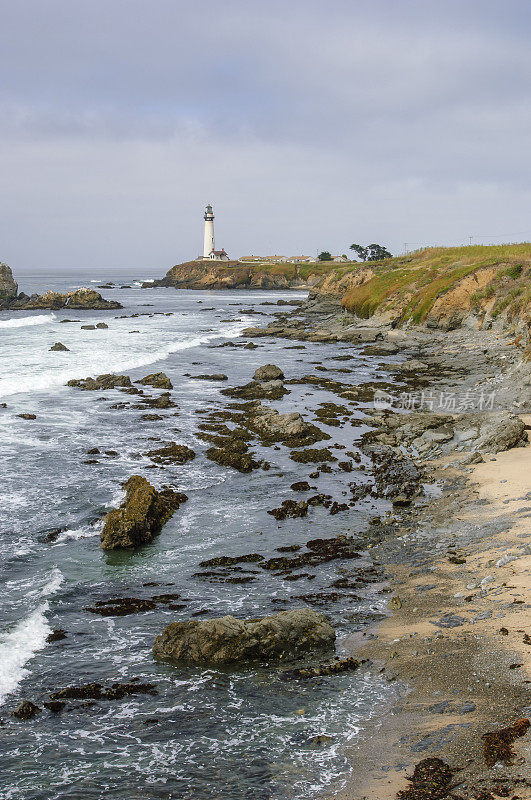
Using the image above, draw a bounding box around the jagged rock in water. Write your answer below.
[247,403,329,446]
[11,700,41,720]
[49,682,157,701]
[221,379,288,401]
[67,373,132,390]
[100,475,187,550]
[289,447,337,463]
[267,500,308,520]
[153,608,335,665]
[145,442,195,465]
[205,446,259,473]
[0,262,18,305]
[138,372,173,390]
[49,342,69,351]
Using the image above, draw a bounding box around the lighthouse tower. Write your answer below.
[203,204,215,259]
[201,204,229,261]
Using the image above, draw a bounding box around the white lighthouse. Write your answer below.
[202,204,229,261]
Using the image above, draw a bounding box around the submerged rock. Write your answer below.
[192,373,228,381]
[46,629,67,642]
[153,608,335,665]
[49,681,157,701]
[100,475,187,550]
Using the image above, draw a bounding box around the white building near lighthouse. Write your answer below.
[202,204,229,261]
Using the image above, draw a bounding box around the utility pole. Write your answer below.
[468,235,473,246]
[404,243,408,255]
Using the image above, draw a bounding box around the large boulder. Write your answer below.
[152,608,335,665]
[0,262,18,306]
[253,364,284,381]
[452,411,527,453]
[100,475,187,550]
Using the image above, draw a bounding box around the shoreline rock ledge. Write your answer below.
[152,609,335,665]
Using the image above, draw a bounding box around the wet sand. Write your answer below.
[335,418,531,799]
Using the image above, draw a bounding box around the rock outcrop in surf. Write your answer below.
[152,608,335,665]
[0,263,122,310]
[100,475,187,550]
[0,263,18,305]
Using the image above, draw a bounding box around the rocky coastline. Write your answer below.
[231,294,531,798]
[4,262,530,799]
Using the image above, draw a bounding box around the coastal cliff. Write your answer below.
[0,263,122,310]
[310,243,531,336]
[148,259,335,290]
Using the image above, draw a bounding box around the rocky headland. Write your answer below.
[0,262,122,310]
[146,259,335,290]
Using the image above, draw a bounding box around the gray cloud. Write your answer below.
[0,0,530,269]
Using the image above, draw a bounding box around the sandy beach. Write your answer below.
[335,419,531,799]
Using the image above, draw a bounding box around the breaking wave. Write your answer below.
[0,321,245,398]
[0,313,55,329]
[0,568,63,706]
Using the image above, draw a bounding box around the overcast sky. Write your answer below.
[1,0,530,272]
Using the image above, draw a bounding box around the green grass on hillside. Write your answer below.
[340,243,531,322]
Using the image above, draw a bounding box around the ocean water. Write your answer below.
[0,272,401,800]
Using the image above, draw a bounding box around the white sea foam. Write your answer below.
[0,568,64,706]
[0,313,55,329]
[0,321,245,398]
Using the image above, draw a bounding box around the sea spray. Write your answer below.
[0,568,63,706]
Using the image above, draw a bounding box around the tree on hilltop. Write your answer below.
[317,251,333,261]
[350,243,392,261]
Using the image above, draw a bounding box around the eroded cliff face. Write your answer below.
[308,248,531,338]
[150,260,325,290]
[308,266,376,299]
[0,263,18,304]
